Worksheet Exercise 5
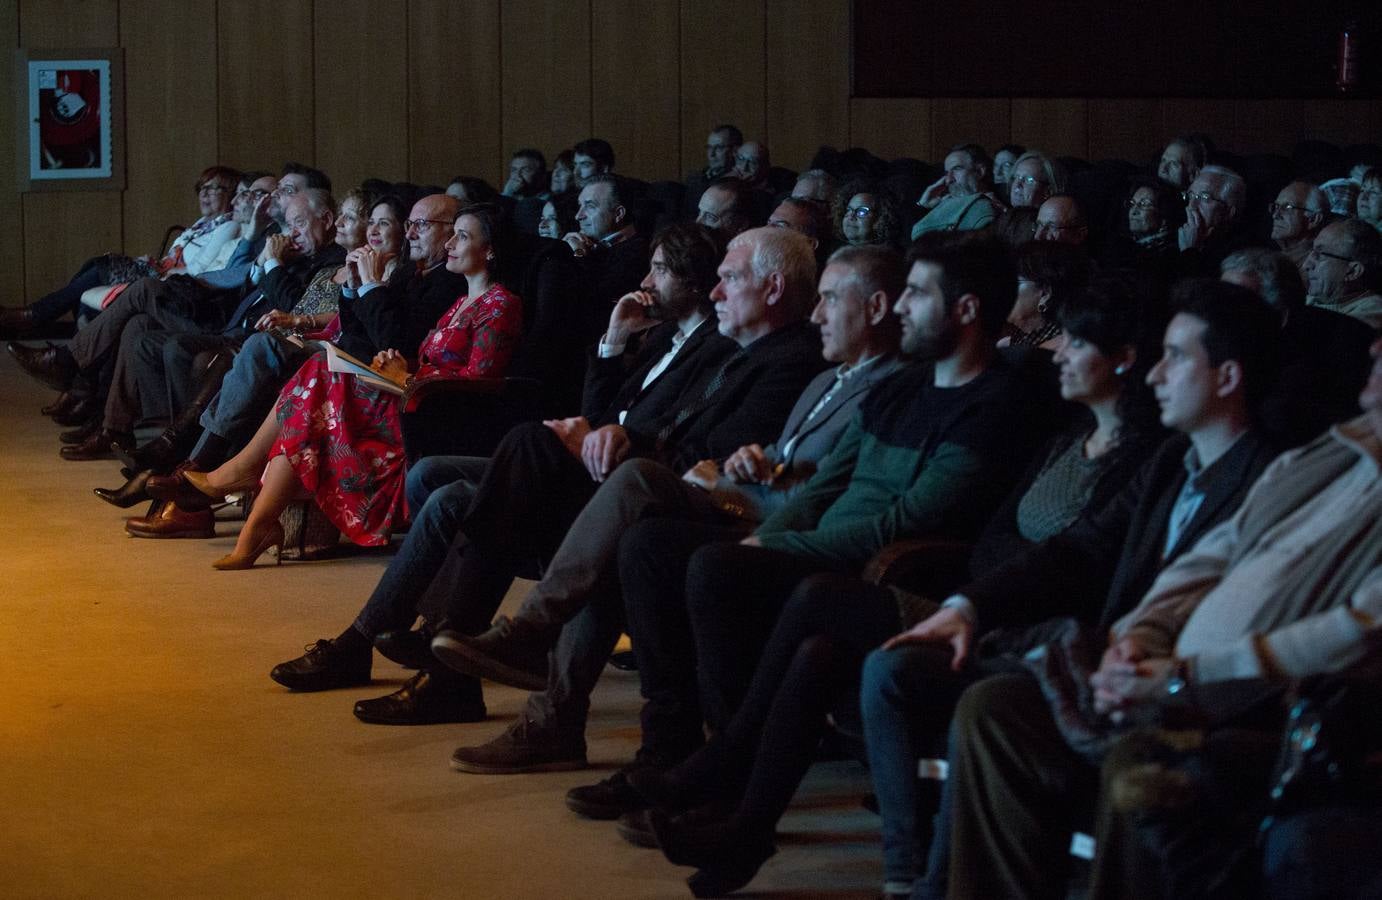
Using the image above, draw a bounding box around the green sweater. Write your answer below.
[756,356,1040,566]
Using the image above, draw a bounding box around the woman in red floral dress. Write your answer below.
[184,203,522,568]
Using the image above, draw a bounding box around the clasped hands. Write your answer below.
[344,247,395,289]
[544,417,631,483]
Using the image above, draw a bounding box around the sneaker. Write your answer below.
[449,716,586,775]
[269,639,371,692]
[566,769,648,820]
[431,617,550,691]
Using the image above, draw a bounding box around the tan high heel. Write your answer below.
[186,469,260,502]
[212,522,285,570]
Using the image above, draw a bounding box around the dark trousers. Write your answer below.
[29,255,109,323]
[70,276,219,372]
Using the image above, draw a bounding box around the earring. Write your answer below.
[1037,299,1049,314]
[1115,364,1129,375]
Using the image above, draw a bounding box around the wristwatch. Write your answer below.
[1165,658,1191,697]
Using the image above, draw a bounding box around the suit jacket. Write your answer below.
[582,316,735,425]
[336,263,468,361]
[631,320,831,472]
[218,243,345,335]
[770,354,906,479]
[963,429,1280,634]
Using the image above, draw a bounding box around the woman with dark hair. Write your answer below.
[169,203,523,567]
[627,278,1164,899]
[548,149,577,198]
[1101,175,1186,270]
[833,180,906,249]
[537,192,579,240]
[992,143,1025,194]
[1000,240,1091,350]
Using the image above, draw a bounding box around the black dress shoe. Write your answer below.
[59,429,133,461]
[373,627,436,670]
[648,811,777,899]
[566,769,649,820]
[41,390,82,417]
[50,393,100,427]
[269,638,372,692]
[7,341,78,392]
[114,433,184,475]
[352,669,487,725]
[0,306,36,334]
[93,469,153,508]
[59,417,101,444]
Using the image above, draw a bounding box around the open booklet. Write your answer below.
[283,335,407,396]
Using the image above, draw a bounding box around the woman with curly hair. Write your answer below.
[834,180,906,249]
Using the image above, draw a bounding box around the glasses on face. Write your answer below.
[196,183,229,194]
[1307,245,1354,264]
[1268,201,1320,216]
[1011,174,1046,188]
[844,205,873,220]
[1125,198,1157,210]
[735,155,759,168]
[404,219,452,233]
[1181,190,1225,206]
[1036,220,1077,234]
[245,189,270,200]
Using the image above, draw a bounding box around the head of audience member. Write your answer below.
[549,150,577,197]
[811,244,904,365]
[1009,151,1066,209]
[405,193,463,266]
[1157,136,1209,191]
[283,189,337,256]
[1269,180,1328,249]
[1183,165,1247,236]
[537,193,579,240]
[733,141,770,189]
[445,176,499,205]
[711,226,817,345]
[705,124,743,178]
[270,162,332,222]
[696,178,759,238]
[992,143,1025,192]
[1362,333,1382,432]
[992,206,1039,248]
[572,138,615,186]
[504,149,547,197]
[1303,218,1382,303]
[574,173,629,240]
[1319,178,1360,216]
[1054,276,1162,437]
[835,182,904,248]
[1034,194,1088,246]
[1359,168,1382,229]
[334,189,372,252]
[1148,278,1280,435]
[1220,247,1307,325]
[1010,240,1090,339]
[194,165,240,219]
[444,202,508,279]
[792,168,836,206]
[643,222,727,322]
[1123,176,1183,239]
[232,172,275,226]
[896,234,1016,361]
[768,197,828,249]
[943,144,992,199]
[365,195,408,257]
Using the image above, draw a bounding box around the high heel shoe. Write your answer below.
[212,522,285,570]
[185,469,260,501]
[93,468,153,508]
[148,467,256,508]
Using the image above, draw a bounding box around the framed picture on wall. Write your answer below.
[15,47,124,191]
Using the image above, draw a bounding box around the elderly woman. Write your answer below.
[1000,240,1091,350]
[167,204,523,567]
[833,180,906,249]
[1359,167,1382,233]
[1101,175,1186,270]
[0,165,241,329]
[1008,150,1067,209]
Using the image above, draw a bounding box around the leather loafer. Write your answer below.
[373,627,436,670]
[7,341,78,392]
[51,393,101,427]
[94,468,153,508]
[59,429,133,461]
[41,389,82,418]
[352,669,487,725]
[269,638,372,692]
[124,500,216,539]
[59,417,101,444]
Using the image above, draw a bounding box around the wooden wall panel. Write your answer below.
[680,0,765,180]
[501,0,590,174]
[1301,99,1382,148]
[1087,99,1162,163]
[766,0,850,172]
[313,0,408,191]
[1011,99,1088,159]
[120,0,219,256]
[0,0,21,303]
[930,99,1010,163]
[216,0,314,171]
[591,0,679,182]
[18,0,122,304]
[1232,100,1305,155]
[1160,100,1236,150]
[849,99,931,162]
[407,0,500,187]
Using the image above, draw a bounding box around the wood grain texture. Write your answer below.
[0,0,22,301]
[766,0,849,172]
[849,98,931,163]
[313,0,408,192]
[501,0,590,174]
[18,0,116,46]
[1087,99,1162,163]
[930,99,1010,163]
[216,0,315,171]
[591,0,680,181]
[407,0,500,187]
[1011,98,1088,160]
[680,0,765,178]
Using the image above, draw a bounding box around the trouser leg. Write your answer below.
[102,315,158,431]
[194,330,304,456]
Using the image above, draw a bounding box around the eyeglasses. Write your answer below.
[735,155,760,167]
[1268,202,1321,216]
[1125,198,1157,210]
[1181,190,1225,206]
[244,189,270,199]
[1035,220,1079,233]
[196,183,229,194]
[1010,174,1047,188]
[404,219,452,232]
[844,205,873,219]
[1306,246,1354,264]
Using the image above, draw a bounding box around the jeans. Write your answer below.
[193,331,308,457]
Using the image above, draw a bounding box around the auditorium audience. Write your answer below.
[1303,217,1382,329]
[911,144,1001,238]
[991,143,1024,193]
[1008,149,1066,209]
[1034,194,1089,246]
[1156,134,1210,191]
[501,148,548,199]
[1359,167,1382,232]
[547,149,577,198]
[835,181,905,249]
[536,194,578,240]
[1269,180,1329,269]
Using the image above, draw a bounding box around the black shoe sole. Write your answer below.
[352,702,487,726]
[565,793,646,821]
[431,633,549,692]
[268,670,372,693]
[449,753,586,775]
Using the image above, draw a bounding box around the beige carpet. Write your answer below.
[0,349,881,899]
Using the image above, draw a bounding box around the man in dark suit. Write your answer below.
[859,279,1283,900]
[433,244,905,783]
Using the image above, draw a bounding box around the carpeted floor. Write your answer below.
[0,347,882,899]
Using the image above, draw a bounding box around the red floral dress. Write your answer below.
[269,284,522,545]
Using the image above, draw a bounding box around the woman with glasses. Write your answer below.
[1358,167,1382,233]
[833,180,905,249]
[0,165,242,330]
[1101,175,1184,270]
[1008,151,1067,209]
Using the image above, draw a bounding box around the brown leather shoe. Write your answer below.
[7,341,78,392]
[59,429,133,461]
[125,500,216,539]
[41,390,82,417]
[145,466,213,510]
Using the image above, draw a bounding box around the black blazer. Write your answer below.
[963,429,1280,633]
[335,263,468,361]
[582,317,735,426]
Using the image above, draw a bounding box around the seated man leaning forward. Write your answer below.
[431,244,906,776]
